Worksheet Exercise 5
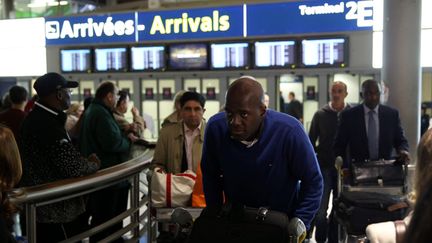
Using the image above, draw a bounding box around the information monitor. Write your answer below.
[301,38,346,67]
[95,47,128,71]
[211,42,249,69]
[60,48,92,72]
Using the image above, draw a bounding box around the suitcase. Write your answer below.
[350,160,406,186]
[188,203,291,243]
[334,191,408,235]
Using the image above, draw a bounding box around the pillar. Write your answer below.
[382,0,422,159]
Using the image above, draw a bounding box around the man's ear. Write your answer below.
[57,90,63,100]
[259,104,266,116]
[108,92,115,102]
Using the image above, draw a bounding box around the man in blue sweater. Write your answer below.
[201,76,323,230]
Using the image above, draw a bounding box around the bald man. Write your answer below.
[201,76,323,231]
[309,81,350,243]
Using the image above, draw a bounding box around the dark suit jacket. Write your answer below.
[334,104,409,164]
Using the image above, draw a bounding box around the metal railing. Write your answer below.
[9,148,154,243]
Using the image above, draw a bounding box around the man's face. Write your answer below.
[181,100,205,129]
[58,88,72,110]
[330,83,347,106]
[288,93,294,101]
[225,94,265,141]
[264,94,270,108]
[362,82,381,109]
[110,89,119,109]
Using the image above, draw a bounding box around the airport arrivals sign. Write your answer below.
[45,0,375,45]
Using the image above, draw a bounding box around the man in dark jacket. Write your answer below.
[0,85,28,142]
[334,79,409,165]
[80,81,137,243]
[20,72,100,243]
[285,91,303,121]
[309,81,350,243]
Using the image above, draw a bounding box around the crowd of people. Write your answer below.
[0,72,431,243]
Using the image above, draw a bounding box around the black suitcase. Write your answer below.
[188,203,290,243]
[334,191,408,235]
[350,160,406,186]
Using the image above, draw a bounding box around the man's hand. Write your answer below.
[88,153,101,166]
[395,150,410,165]
[128,123,138,133]
[128,133,139,143]
[131,106,139,117]
[342,168,351,185]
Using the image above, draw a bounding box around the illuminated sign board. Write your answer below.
[44,0,374,45]
[247,0,374,36]
[45,6,244,45]
[136,6,244,41]
[45,13,137,45]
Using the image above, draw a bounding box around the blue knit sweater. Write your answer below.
[202,109,323,229]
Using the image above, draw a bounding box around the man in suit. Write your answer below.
[334,79,409,166]
[285,91,303,122]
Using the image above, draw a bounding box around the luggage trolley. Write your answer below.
[334,158,409,243]
[146,169,308,243]
[146,170,203,243]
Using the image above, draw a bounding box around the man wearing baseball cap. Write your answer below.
[33,72,78,107]
[19,72,100,242]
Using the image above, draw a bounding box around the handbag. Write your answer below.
[351,160,406,186]
[192,163,206,208]
[150,169,196,207]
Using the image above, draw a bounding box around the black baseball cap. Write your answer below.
[34,72,78,97]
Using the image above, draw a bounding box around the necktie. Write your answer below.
[368,110,379,160]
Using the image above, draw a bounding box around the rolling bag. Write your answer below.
[334,191,409,235]
[350,160,406,186]
[188,203,292,243]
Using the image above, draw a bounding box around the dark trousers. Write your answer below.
[36,216,85,243]
[314,167,338,243]
[89,182,130,243]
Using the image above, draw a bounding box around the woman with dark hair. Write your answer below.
[367,129,432,243]
[403,129,432,243]
[0,125,22,243]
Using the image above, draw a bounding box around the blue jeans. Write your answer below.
[314,167,338,243]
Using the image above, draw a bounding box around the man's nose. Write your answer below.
[190,109,199,116]
[230,114,241,125]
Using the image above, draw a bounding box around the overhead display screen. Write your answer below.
[211,43,249,69]
[131,46,165,71]
[95,47,127,71]
[254,40,296,67]
[61,49,91,72]
[169,43,208,70]
[301,38,346,66]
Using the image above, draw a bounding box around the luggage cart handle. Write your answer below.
[288,217,306,243]
[335,156,344,197]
